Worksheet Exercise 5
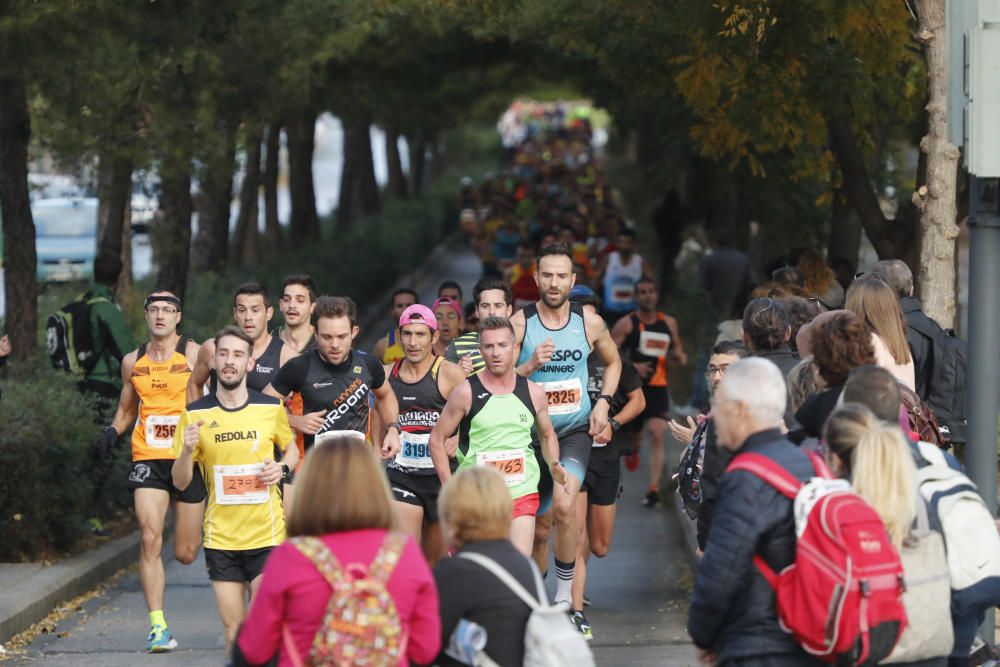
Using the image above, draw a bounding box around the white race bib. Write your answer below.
[540,378,583,416]
[609,282,635,307]
[213,463,269,505]
[477,450,527,487]
[395,432,434,469]
[145,415,180,449]
[638,330,671,359]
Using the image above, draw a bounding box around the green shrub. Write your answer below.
[0,362,115,560]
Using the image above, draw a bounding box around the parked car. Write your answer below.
[33,197,98,283]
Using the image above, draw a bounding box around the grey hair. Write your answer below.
[870,260,913,299]
[719,357,788,427]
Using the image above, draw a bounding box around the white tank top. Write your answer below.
[603,251,644,312]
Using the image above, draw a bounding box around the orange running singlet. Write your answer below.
[131,337,191,462]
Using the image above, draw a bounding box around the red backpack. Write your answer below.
[726,452,907,666]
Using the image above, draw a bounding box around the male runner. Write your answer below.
[277,274,317,353]
[445,277,513,377]
[437,280,463,305]
[431,296,463,357]
[503,240,540,311]
[429,316,566,556]
[512,243,621,607]
[171,326,298,651]
[372,287,418,363]
[594,227,653,326]
[98,291,203,653]
[568,288,646,640]
[186,282,296,402]
[265,296,401,456]
[611,276,687,507]
[384,304,465,563]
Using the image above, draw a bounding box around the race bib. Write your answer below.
[478,450,527,487]
[638,330,671,358]
[214,463,269,505]
[540,378,583,416]
[610,282,635,307]
[145,415,180,449]
[395,432,434,469]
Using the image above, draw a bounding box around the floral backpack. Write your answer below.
[283,532,408,667]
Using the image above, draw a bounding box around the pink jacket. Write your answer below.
[237,528,441,666]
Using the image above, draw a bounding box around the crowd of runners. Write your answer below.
[58,99,999,666]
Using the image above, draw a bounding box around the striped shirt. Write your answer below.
[445,332,485,377]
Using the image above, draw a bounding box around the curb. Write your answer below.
[672,493,701,568]
[0,530,140,644]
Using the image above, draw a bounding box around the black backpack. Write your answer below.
[46,292,111,377]
[909,318,967,444]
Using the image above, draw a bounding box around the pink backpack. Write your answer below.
[726,452,907,666]
[283,532,408,667]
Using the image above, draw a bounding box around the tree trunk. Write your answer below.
[286,109,319,242]
[409,129,426,196]
[231,128,262,267]
[118,201,133,296]
[154,161,193,302]
[912,0,960,329]
[97,152,133,260]
[0,76,37,360]
[359,122,380,216]
[386,127,407,199]
[337,117,363,232]
[262,121,281,246]
[191,122,236,274]
[827,186,862,266]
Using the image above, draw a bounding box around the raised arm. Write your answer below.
[429,381,470,485]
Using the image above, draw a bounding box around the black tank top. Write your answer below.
[210,334,284,393]
[387,356,447,476]
[624,311,672,388]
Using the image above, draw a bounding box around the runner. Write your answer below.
[503,240,540,311]
[437,280,463,305]
[98,291,203,653]
[276,274,318,354]
[568,287,647,640]
[171,325,298,652]
[384,304,466,563]
[512,242,622,610]
[372,287,418,363]
[431,296,464,357]
[429,316,567,557]
[444,277,513,377]
[594,228,653,326]
[611,276,687,507]
[186,282,296,402]
[264,296,401,456]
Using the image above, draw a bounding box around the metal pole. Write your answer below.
[965,175,1000,642]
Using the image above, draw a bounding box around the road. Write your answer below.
[14,443,698,667]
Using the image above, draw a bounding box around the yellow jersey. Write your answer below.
[131,337,191,462]
[381,329,406,364]
[171,390,294,551]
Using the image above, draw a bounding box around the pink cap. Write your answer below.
[432,297,463,319]
[399,304,437,330]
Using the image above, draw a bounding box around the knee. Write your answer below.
[590,540,610,558]
[553,501,574,525]
[533,520,552,543]
[140,528,162,558]
[174,543,198,565]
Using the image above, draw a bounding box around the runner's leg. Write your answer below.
[135,488,170,614]
[645,417,668,503]
[421,521,447,565]
[571,490,589,610]
[531,510,552,570]
[588,502,618,558]
[171,499,204,564]
[511,515,537,556]
[551,473,582,603]
[212,581,248,653]
[394,501,425,543]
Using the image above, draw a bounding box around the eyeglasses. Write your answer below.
[146,306,178,315]
[706,364,731,377]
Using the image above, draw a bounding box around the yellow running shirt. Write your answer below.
[171,390,294,551]
[131,338,191,462]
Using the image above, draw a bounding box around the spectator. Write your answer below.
[845,275,915,390]
[80,253,137,418]
[796,249,844,309]
[231,435,440,667]
[795,311,875,438]
[687,357,820,666]
[870,259,938,397]
[786,356,819,417]
[698,231,754,322]
[780,295,821,356]
[741,298,798,377]
[434,467,539,667]
[770,266,804,288]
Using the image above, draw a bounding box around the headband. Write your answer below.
[144,294,182,310]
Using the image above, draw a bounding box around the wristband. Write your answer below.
[609,417,621,433]
[597,394,613,405]
[386,423,401,433]
[281,464,291,479]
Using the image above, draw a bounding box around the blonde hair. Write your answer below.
[823,403,877,477]
[438,467,512,546]
[786,355,819,414]
[287,435,395,537]
[851,422,917,549]
[845,276,911,366]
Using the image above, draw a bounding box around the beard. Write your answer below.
[218,373,244,391]
[541,289,569,309]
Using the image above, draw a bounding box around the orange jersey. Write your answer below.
[130,338,191,462]
[625,312,672,388]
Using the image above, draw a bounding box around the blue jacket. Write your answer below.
[687,428,821,665]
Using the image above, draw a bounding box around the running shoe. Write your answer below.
[642,488,661,508]
[570,610,593,641]
[624,450,640,472]
[146,625,178,653]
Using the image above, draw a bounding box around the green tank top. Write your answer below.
[458,374,539,499]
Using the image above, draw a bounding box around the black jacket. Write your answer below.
[901,296,939,399]
[754,346,799,379]
[688,429,820,665]
[696,420,724,550]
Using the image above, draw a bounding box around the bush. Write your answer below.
[0,362,125,560]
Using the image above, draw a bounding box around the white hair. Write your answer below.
[719,357,787,427]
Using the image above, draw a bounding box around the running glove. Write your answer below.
[96,426,119,462]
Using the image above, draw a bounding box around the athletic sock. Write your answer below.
[149,610,167,629]
[554,558,575,603]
